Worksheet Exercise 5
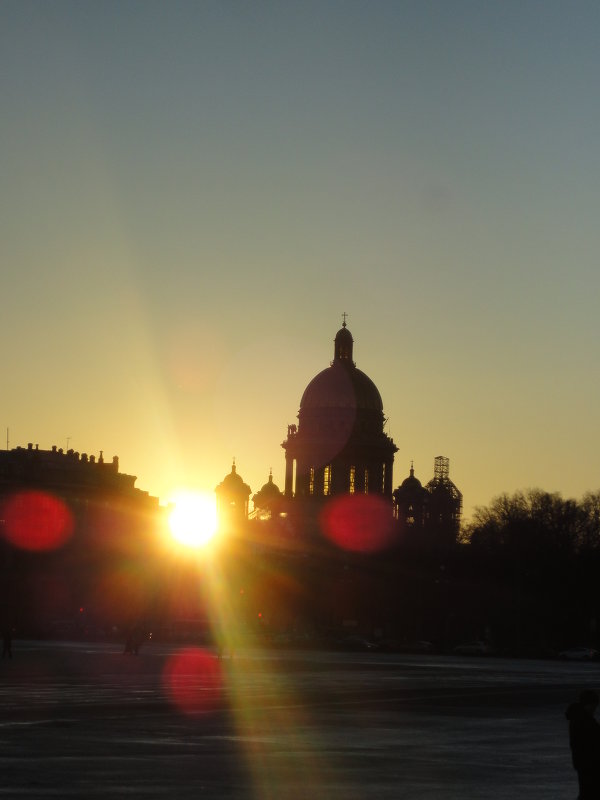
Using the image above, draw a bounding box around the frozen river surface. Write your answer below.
[1,641,597,798]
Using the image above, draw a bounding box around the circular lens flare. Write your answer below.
[2,490,74,551]
[320,494,396,553]
[162,647,222,715]
[168,491,218,547]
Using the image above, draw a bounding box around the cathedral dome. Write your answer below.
[282,318,397,500]
[254,470,282,501]
[299,323,383,413]
[400,466,423,490]
[300,361,383,412]
[215,461,251,496]
[252,470,283,513]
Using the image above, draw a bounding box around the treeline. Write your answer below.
[463,488,600,553]
[424,489,600,653]
[232,489,600,654]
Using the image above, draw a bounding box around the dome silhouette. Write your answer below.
[282,320,397,499]
[300,362,383,412]
[300,322,383,412]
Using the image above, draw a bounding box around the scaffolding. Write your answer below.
[425,456,463,534]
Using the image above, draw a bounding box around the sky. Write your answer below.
[2,1,599,519]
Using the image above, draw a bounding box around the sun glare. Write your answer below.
[168,491,219,548]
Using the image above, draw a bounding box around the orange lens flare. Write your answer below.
[320,494,396,553]
[162,647,223,716]
[2,490,74,551]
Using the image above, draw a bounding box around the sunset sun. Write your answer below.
[168,491,219,547]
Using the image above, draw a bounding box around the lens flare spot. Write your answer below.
[162,647,222,715]
[320,494,396,553]
[2,491,74,551]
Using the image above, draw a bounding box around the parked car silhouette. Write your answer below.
[558,646,598,661]
[453,641,492,656]
[335,635,377,651]
[391,640,434,654]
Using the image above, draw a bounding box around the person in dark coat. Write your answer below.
[566,689,600,799]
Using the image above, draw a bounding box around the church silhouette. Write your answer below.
[216,317,462,545]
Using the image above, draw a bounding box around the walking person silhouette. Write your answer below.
[566,689,600,799]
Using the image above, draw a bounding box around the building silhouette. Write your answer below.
[0,443,164,635]
[215,460,251,530]
[217,319,463,546]
[2,319,464,641]
[393,456,463,542]
[393,461,429,530]
[424,456,463,541]
[0,443,158,504]
[251,469,284,520]
[282,320,398,503]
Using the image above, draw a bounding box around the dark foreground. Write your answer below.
[1,641,597,798]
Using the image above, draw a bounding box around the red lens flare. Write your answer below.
[320,494,396,553]
[2,491,74,551]
[162,647,223,716]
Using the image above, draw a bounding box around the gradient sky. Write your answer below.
[2,1,599,518]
